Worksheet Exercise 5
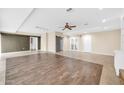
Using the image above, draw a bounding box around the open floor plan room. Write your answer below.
[0,8,124,85]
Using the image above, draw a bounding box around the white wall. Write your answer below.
[63,30,120,56]
[41,33,48,51]
[63,36,69,51]
[82,35,92,52]
[47,32,56,53]
[91,30,120,55]
[40,32,61,52]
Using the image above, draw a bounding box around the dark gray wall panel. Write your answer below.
[1,33,30,53]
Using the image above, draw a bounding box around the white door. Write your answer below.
[83,35,92,52]
[30,37,38,50]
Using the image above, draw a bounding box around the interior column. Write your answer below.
[121,16,124,50]
[0,33,1,53]
[41,33,48,51]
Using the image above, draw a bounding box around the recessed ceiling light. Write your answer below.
[102,19,106,23]
[99,8,103,10]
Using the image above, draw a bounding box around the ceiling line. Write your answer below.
[16,8,36,32]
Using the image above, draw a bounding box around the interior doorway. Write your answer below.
[30,37,40,51]
[38,37,41,50]
[56,36,63,52]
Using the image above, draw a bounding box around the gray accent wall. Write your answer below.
[1,33,30,53]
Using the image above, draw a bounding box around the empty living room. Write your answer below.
[1,0,124,92]
[0,8,124,85]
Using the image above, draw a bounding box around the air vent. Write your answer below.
[66,8,72,12]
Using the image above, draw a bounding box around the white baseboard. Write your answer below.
[90,52,114,56]
[62,50,114,56]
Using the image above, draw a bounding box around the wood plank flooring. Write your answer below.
[6,53,103,85]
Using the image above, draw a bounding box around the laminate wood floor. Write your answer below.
[6,53,103,85]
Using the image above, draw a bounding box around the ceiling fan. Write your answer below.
[61,23,76,30]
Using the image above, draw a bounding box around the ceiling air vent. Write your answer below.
[66,8,72,12]
[84,23,88,26]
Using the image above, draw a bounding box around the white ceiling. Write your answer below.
[0,8,33,33]
[0,8,124,35]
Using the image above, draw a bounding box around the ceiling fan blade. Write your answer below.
[62,28,66,30]
[68,27,72,30]
[70,25,76,28]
